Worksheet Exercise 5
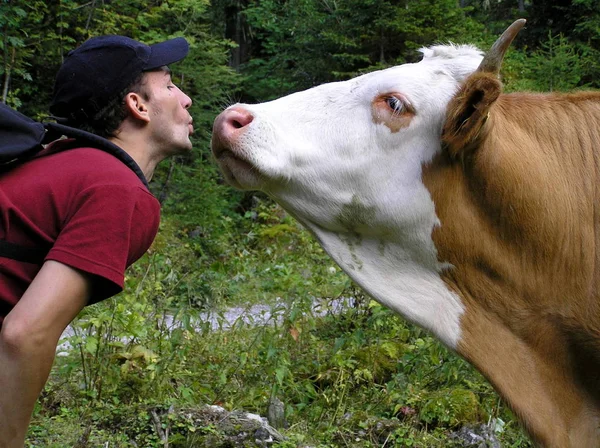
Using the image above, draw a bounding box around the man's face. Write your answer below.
[143,68,193,155]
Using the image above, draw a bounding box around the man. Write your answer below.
[0,35,193,447]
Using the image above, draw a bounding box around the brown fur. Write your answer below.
[424,74,600,446]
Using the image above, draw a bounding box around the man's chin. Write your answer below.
[172,140,194,156]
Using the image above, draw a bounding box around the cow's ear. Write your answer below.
[441,72,502,159]
[442,18,525,159]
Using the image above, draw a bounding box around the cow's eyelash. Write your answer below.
[386,97,404,115]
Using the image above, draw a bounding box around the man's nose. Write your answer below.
[181,91,192,109]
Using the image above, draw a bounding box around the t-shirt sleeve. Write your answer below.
[46,184,160,303]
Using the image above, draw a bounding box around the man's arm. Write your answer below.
[0,260,91,447]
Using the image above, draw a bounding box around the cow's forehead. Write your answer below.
[351,44,483,96]
[260,44,483,112]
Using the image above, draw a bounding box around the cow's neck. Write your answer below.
[304,223,465,349]
[422,122,600,445]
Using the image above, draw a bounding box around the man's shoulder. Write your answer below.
[0,141,155,206]
[53,144,130,168]
[47,140,127,162]
[41,142,148,189]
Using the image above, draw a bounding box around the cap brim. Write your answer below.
[145,37,189,70]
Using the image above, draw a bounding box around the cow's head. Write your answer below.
[213,20,524,236]
[212,46,484,235]
[211,21,525,347]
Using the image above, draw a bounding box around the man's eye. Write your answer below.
[167,85,175,90]
[386,97,404,114]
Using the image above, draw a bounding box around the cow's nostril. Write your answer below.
[212,106,255,155]
[226,107,254,130]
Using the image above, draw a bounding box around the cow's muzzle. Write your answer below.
[211,106,255,161]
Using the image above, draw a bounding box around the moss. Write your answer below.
[419,388,482,427]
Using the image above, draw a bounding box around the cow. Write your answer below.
[211,19,600,447]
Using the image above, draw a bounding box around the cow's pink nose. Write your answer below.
[224,106,254,129]
[212,106,254,151]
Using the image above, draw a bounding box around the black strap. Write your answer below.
[45,122,150,190]
[0,122,150,264]
[0,111,149,265]
[0,240,48,264]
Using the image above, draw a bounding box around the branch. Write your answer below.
[157,158,177,204]
[150,409,168,447]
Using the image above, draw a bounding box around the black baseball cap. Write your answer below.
[50,35,189,120]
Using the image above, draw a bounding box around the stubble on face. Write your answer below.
[144,68,193,157]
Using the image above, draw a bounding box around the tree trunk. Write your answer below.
[233,1,242,70]
[85,0,97,31]
[2,46,15,105]
[2,27,7,103]
[379,27,385,64]
[225,0,250,71]
[158,158,177,204]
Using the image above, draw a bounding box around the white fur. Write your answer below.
[219,45,484,348]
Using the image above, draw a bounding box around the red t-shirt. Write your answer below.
[0,140,160,321]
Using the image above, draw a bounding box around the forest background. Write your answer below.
[2,0,599,446]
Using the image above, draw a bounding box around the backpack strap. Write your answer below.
[0,103,149,188]
[45,122,150,190]
[0,105,151,264]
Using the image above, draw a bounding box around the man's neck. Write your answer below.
[108,135,161,182]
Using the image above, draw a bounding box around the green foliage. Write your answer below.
[4,0,239,123]
[419,388,480,426]
[7,1,597,446]
[27,200,531,446]
[503,32,586,92]
[241,0,483,100]
[0,0,49,105]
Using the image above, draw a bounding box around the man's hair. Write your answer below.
[69,72,148,138]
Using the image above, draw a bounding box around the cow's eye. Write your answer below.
[372,93,414,131]
[386,96,404,114]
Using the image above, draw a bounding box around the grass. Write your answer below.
[28,199,532,447]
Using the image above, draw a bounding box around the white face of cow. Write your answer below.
[212,45,483,348]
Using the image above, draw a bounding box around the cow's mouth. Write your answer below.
[211,107,265,190]
[212,145,263,190]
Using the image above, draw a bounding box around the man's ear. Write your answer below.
[441,72,502,159]
[123,92,150,123]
